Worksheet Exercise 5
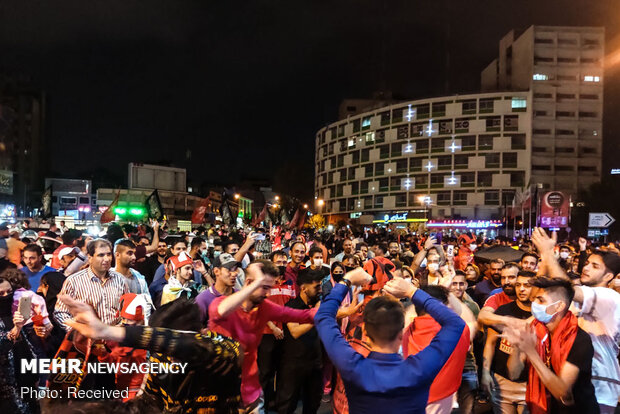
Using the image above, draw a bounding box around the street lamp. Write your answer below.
[275,195,280,201]
[234,193,240,200]
[317,199,324,207]
[418,195,431,220]
[303,204,308,209]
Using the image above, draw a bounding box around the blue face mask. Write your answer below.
[531,300,560,324]
[213,251,221,258]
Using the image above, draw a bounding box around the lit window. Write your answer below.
[365,132,375,143]
[511,97,527,109]
[362,117,372,128]
[348,139,355,147]
[583,75,600,82]
[533,73,548,81]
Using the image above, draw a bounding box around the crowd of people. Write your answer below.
[1,218,619,414]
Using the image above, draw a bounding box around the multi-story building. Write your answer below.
[482,25,604,193]
[314,25,603,225]
[315,91,531,223]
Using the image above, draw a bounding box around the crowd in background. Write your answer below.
[1,218,619,414]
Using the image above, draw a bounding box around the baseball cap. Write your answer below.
[0,223,8,231]
[119,293,147,321]
[58,247,79,261]
[169,251,193,271]
[213,252,241,270]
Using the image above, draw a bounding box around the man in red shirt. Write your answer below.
[478,263,521,328]
[403,285,471,413]
[209,259,315,413]
[257,250,297,411]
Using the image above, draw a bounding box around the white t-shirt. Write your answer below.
[573,286,620,406]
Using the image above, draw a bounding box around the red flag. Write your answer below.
[191,197,210,224]
[296,209,307,230]
[289,208,301,229]
[100,191,120,224]
[252,204,267,226]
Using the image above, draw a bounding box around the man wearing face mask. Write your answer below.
[481,271,533,413]
[532,228,620,413]
[557,244,572,271]
[276,268,324,414]
[307,246,330,279]
[503,277,598,413]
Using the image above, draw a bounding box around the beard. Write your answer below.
[502,285,515,296]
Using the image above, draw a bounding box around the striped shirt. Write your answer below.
[54,267,129,331]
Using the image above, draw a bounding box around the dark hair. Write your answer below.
[297,268,324,286]
[106,224,125,245]
[87,239,113,256]
[331,262,345,274]
[223,240,239,252]
[363,296,404,344]
[454,270,466,277]
[356,241,368,250]
[308,246,323,257]
[114,238,136,254]
[253,259,279,278]
[342,254,360,266]
[414,285,449,316]
[376,243,388,255]
[269,250,288,261]
[149,298,202,332]
[502,262,520,272]
[170,239,187,249]
[23,243,43,256]
[521,252,539,262]
[517,270,536,279]
[61,229,82,246]
[590,251,620,276]
[0,268,30,290]
[531,276,575,304]
[190,237,205,249]
[489,258,504,266]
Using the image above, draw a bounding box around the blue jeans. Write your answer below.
[457,370,478,414]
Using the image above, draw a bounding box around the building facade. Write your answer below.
[315,25,603,222]
[481,25,604,193]
[315,91,531,221]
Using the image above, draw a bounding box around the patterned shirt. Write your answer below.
[54,267,129,331]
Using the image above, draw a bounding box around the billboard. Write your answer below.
[539,191,570,228]
[128,163,186,193]
[0,170,13,195]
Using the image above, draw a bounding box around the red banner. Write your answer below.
[539,191,569,228]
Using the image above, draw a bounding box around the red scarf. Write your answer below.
[526,311,578,413]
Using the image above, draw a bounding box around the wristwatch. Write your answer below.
[339,278,352,288]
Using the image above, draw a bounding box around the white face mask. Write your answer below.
[559,251,570,259]
[427,263,439,273]
[613,278,620,288]
[469,244,477,251]
[313,258,323,267]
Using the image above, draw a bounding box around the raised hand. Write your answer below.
[531,227,557,254]
[384,277,417,299]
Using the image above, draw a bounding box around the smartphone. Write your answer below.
[255,234,266,241]
[18,295,32,321]
[446,245,454,256]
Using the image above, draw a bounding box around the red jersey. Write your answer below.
[483,291,512,310]
[262,278,296,333]
[99,342,148,401]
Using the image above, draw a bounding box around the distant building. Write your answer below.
[314,25,603,228]
[0,75,46,215]
[44,178,96,220]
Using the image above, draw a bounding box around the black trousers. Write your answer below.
[275,361,322,414]
[257,333,282,410]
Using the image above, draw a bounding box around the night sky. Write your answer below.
[1,0,619,200]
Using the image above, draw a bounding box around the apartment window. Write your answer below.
[337,155,345,167]
[557,74,576,81]
[485,116,501,131]
[439,120,453,135]
[339,140,347,152]
[376,129,386,143]
[379,145,390,159]
[581,147,598,154]
[534,56,554,64]
[581,57,599,64]
[556,93,575,100]
[391,143,402,158]
[580,94,599,100]
[396,159,408,173]
[461,172,475,186]
[414,174,428,186]
[578,166,597,172]
[352,151,360,164]
[431,138,445,152]
[461,135,476,150]
[504,115,519,130]
[361,117,372,130]
[485,191,500,205]
[453,191,468,205]
[455,118,471,132]
[533,73,549,81]
[437,192,451,206]
[556,111,575,118]
[462,100,476,114]
[533,128,552,135]
[60,197,76,205]
[555,165,574,172]
[535,38,554,44]
[328,143,334,154]
[348,137,356,149]
[365,132,376,144]
[478,135,493,150]
[411,122,425,137]
[534,110,548,117]
[454,154,469,168]
[511,97,527,109]
[438,155,452,169]
[556,147,575,154]
[352,119,360,132]
[329,127,337,140]
[417,104,430,119]
[510,172,525,187]
[502,152,518,168]
[485,153,500,168]
[338,124,345,137]
[328,172,334,184]
[556,129,575,136]
[579,111,598,118]
[415,139,429,153]
[379,111,391,126]
[374,195,384,208]
[558,38,577,46]
[478,172,493,187]
[360,181,369,194]
[583,75,601,82]
[582,38,600,46]
[557,57,577,64]
[533,146,547,153]
[364,164,373,178]
[379,178,389,192]
[397,125,409,139]
[432,102,446,117]
[534,92,553,99]
[479,99,494,113]
[348,166,356,180]
[511,134,526,149]
[532,165,552,171]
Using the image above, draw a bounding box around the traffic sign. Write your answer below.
[588,213,616,228]
[588,228,609,238]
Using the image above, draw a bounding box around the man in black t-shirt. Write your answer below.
[482,273,532,413]
[275,268,323,414]
[503,277,598,413]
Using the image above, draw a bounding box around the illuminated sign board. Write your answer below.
[426,220,503,229]
[372,212,428,224]
[611,169,620,175]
